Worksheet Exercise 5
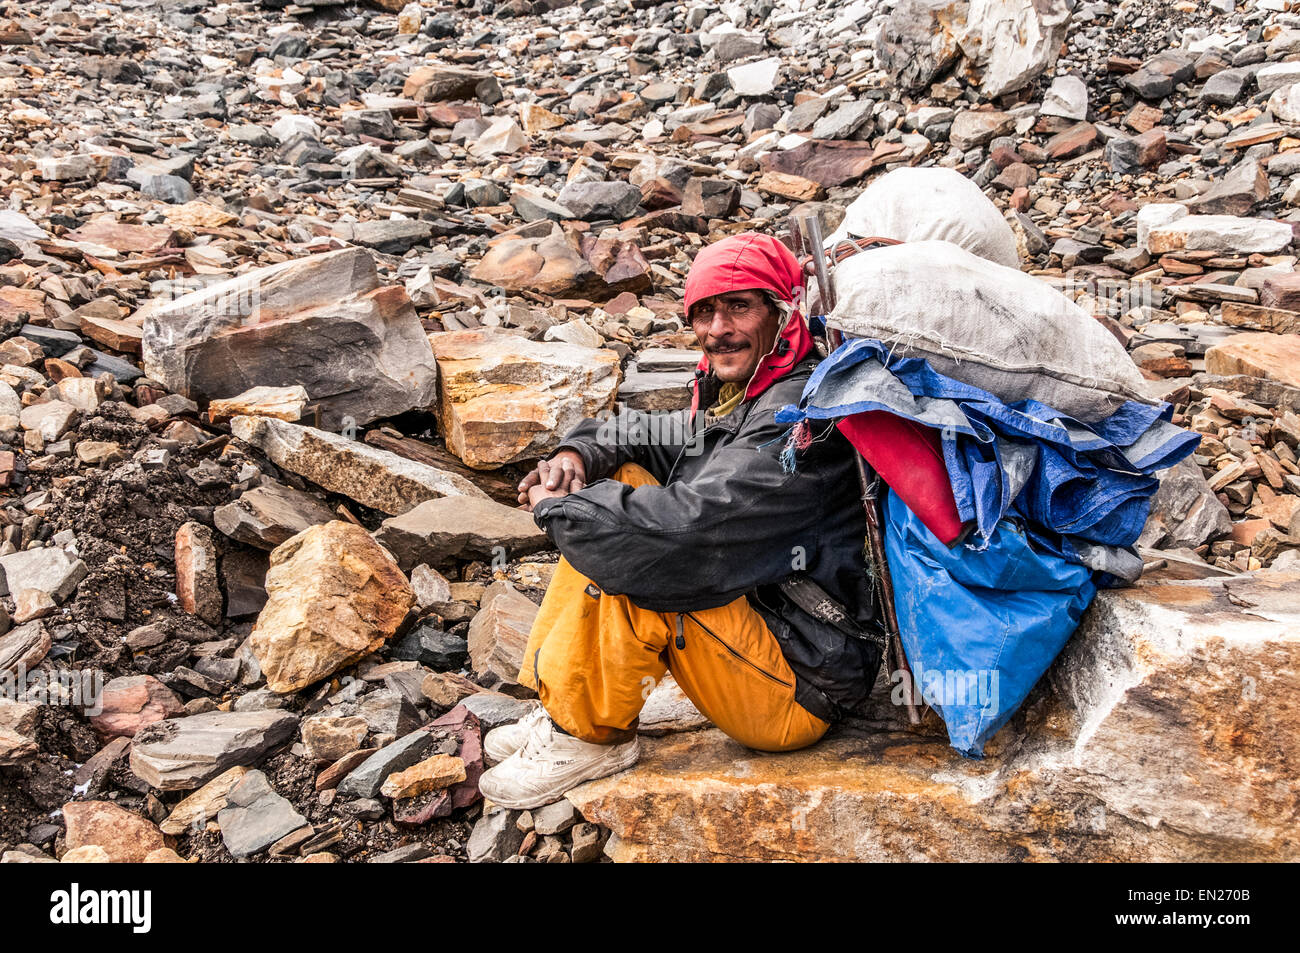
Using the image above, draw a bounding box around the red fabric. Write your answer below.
[683,233,813,413]
[837,412,965,545]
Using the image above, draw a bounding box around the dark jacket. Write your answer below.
[532,357,884,723]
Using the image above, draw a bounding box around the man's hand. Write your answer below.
[518,450,586,511]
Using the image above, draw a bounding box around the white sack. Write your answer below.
[824,166,1020,268]
[827,240,1153,421]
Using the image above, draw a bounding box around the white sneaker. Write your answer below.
[482,704,549,765]
[477,717,640,810]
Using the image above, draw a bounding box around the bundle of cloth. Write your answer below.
[778,168,1200,757]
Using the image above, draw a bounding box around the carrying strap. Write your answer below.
[779,573,887,650]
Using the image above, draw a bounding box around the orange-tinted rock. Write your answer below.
[428,326,619,469]
[755,171,824,202]
[0,286,46,322]
[62,800,167,863]
[250,521,413,694]
[78,314,143,354]
[175,521,222,626]
[1205,332,1300,388]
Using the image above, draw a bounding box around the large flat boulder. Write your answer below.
[129,709,300,791]
[140,247,438,430]
[568,571,1300,861]
[375,495,549,569]
[429,327,619,469]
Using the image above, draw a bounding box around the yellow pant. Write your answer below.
[518,464,829,752]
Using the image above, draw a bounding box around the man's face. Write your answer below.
[688,289,781,384]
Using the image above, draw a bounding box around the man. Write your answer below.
[476,232,883,809]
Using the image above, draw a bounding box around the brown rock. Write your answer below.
[949,109,1013,151]
[402,64,493,102]
[758,140,877,187]
[89,675,185,741]
[420,670,482,708]
[250,521,414,694]
[141,247,438,432]
[79,315,143,354]
[1124,103,1163,133]
[315,747,377,791]
[62,801,167,863]
[1044,122,1098,159]
[0,287,46,323]
[1260,273,1300,312]
[570,572,1300,861]
[207,386,307,425]
[175,521,222,626]
[0,622,51,677]
[1221,302,1300,334]
[0,337,44,367]
[301,715,369,762]
[65,220,177,254]
[159,766,249,835]
[214,482,335,551]
[376,495,549,568]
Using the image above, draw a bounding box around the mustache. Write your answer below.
[704,338,749,351]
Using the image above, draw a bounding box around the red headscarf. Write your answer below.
[682,233,813,410]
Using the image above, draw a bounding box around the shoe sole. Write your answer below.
[480,746,641,811]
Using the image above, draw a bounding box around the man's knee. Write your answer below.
[612,462,659,488]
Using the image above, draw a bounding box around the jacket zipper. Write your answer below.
[677,612,792,688]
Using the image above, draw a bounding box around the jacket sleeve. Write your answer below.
[531,397,834,612]
[546,406,693,484]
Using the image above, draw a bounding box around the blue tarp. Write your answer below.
[884,490,1096,757]
[776,337,1200,757]
[775,337,1201,579]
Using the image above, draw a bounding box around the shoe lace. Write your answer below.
[516,713,555,762]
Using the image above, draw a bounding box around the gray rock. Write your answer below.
[556,181,642,221]
[711,33,765,65]
[532,799,579,835]
[811,101,874,140]
[370,843,435,863]
[213,483,335,551]
[510,186,576,223]
[0,547,87,601]
[129,710,299,791]
[338,220,434,255]
[458,692,536,732]
[467,808,525,862]
[1141,458,1232,550]
[1041,74,1088,121]
[217,769,308,858]
[142,248,440,432]
[336,728,437,799]
[1199,67,1253,106]
[374,496,549,569]
[390,621,468,671]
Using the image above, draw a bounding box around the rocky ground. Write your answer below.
[0,0,1298,863]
